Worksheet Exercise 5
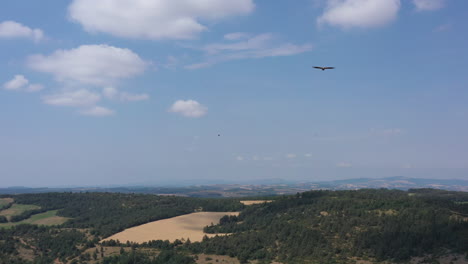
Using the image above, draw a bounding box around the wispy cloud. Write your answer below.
[42,89,100,107]
[79,106,115,117]
[413,0,446,11]
[185,33,312,69]
[434,23,451,32]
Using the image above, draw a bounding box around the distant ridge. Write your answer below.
[0,177,466,196]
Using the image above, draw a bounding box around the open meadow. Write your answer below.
[0,203,40,220]
[103,212,239,243]
[0,209,69,228]
[0,197,14,207]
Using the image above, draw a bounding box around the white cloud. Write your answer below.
[27,45,148,116]
[413,0,445,11]
[224,32,250,40]
[204,33,275,54]
[3,75,44,93]
[317,0,401,29]
[26,84,45,92]
[236,156,244,161]
[28,44,147,86]
[434,23,451,32]
[0,21,44,42]
[103,87,119,99]
[186,33,312,69]
[337,162,352,168]
[79,106,115,117]
[286,153,297,159]
[103,87,149,102]
[169,100,207,118]
[69,0,255,40]
[305,153,313,158]
[120,92,150,102]
[164,56,179,69]
[3,75,29,90]
[42,89,100,107]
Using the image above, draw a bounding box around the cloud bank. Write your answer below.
[69,0,255,40]
[28,45,148,116]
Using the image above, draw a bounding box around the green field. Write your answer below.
[0,198,14,207]
[0,203,41,218]
[0,210,68,228]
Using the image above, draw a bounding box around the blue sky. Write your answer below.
[1,0,467,187]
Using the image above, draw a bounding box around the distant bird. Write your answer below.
[313,66,335,71]
[218,134,221,137]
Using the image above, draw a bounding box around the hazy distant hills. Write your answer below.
[0,176,466,197]
[311,176,468,192]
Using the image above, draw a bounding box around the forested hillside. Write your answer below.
[9,192,244,237]
[0,189,467,264]
[197,189,468,263]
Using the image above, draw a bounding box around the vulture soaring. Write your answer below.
[313,66,335,71]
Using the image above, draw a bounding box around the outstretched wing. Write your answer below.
[313,66,324,70]
[324,67,335,70]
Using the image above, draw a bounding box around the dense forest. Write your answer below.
[8,192,244,237]
[196,189,468,263]
[0,189,467,263]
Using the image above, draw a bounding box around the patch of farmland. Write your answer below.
[0,210,69,228]
[0,198,14,207]
[0,204,41,220]
[103,212,239,243]
[240,200,272,205]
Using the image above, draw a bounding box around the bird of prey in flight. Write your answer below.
[313,66,335,71]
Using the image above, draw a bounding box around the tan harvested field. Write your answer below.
[240,200,272,205]
[103,212,239,243]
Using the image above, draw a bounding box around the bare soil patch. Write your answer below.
[240,200,272,205]
[196,254,240,264]
[103,212,239,243]
[411,254,468,264]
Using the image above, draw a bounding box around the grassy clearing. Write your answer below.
[0,210,69,228]
[103,212,239,243]
[0,204,41,219]
[0,198,14,207]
